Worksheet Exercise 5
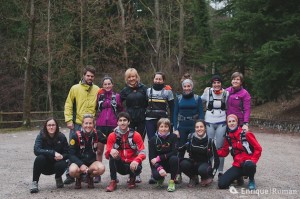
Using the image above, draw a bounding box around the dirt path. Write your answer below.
[0,127,299,199]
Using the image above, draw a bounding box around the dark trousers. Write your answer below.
[33,155,67,182]
[178,126,194,158]
[130,120,146,140]
[145,119,158,141]
[109,156,142,180]
[151,156,179,181]
[180,158,212,180]
[218,161,256,189]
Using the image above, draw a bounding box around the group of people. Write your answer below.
[30,66,262,194]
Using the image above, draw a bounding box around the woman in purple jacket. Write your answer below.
[226,72,251,132]
[95,75,124,182]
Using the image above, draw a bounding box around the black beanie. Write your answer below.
[211,75,222,83]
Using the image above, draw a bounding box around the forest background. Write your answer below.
[1,0,299,127]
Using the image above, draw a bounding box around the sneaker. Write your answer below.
[75,178,81,189]
[148,175,157,184]
[135,175,142,183]
[248,179,256,190]
[87,174,94,188]
[30,181,39,193]
[94,175,101,183]
[106,180,117,192]
[55,177,64,188]
[167,180,175,192]
[188,176,199,188]
[200,178,213,187]
[237,177,244,186]
[64,175,75,184]
[156,178,165,188]
[174,174,182,184]
[128,177,136,189]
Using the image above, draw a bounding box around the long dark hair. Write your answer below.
[42,118,60,141]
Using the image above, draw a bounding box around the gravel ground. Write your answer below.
[0,127,299,199]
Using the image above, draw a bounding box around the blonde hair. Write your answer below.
[157,118,171,130]
[124,68,140,83]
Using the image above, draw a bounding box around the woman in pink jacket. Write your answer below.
[226,72,251,132]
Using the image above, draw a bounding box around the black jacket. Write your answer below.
[178,133,219,170]
[148,133,178,169]
[34,130,69,160]
[120,83,148,122]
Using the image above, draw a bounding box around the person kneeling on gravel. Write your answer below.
[105,112,146,192]
[218,114,262,190]
[68,114,105,189]
[30,118,69,193]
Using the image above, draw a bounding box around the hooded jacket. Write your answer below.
[64,80,99,125]
[218,127,262,168]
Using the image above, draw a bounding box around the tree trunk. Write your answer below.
[155,0,161,71]
[47,0,53,115]
[178,0,184,75]
[23,0,35,127]
[79,0,85,76]
[117,0,128,68]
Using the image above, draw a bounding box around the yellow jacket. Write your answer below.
[64,81,99,125]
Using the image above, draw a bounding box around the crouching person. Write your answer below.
[68,114,105,189]
[105,112,146,192]
[218,114,262,190]
[149,118,179,192]
[30,118,69,193]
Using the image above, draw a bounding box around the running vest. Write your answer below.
[113,129,137,150]
[97,92,117,115]
[76,130,98,154]
[187,133,213,158]
[146,88,168,118]
[207,89,227,111]
[225,130,254,157]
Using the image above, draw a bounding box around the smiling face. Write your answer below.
[102,79,113,92]
[46,119,57,137]
[227,117,238,130]
[183,82,193,94]
[231,76,242,89]
[158,122,170,135]
[83,71,95,85]
[195,121,206,137]
[212,80,222,91]
[153,74,164,84]
[82,117,94,133]
[127,73,138,87]
[117,116,130,131]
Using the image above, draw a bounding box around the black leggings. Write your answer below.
[32,155,67,182]
[218,161,256,189]
[180,158,212,179]
[151,156,180,181]
[109,156,142,180]
[130,120,146,140]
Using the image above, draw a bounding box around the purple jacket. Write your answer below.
[226,86,251,126]
[96,90,124,127]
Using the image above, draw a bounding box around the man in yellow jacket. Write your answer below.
[64,65,99,184]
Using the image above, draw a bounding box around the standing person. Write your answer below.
[218,114,262,190]
[146,72,174,184]
[201,74,228,178]
[179,120,219,188]
[30,118,69,193]
[105,112,146,192]
[94,75,124,183]
[120,68,147,183]
[173,76,204,183]
[148,118,179,192]
[64,65,99,184]
[68,114,105,189]
[226,72,251,132]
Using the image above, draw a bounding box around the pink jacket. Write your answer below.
[226,87,251,126]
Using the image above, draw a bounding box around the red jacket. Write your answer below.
[218,127,262,168]
[105,129,146,164]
